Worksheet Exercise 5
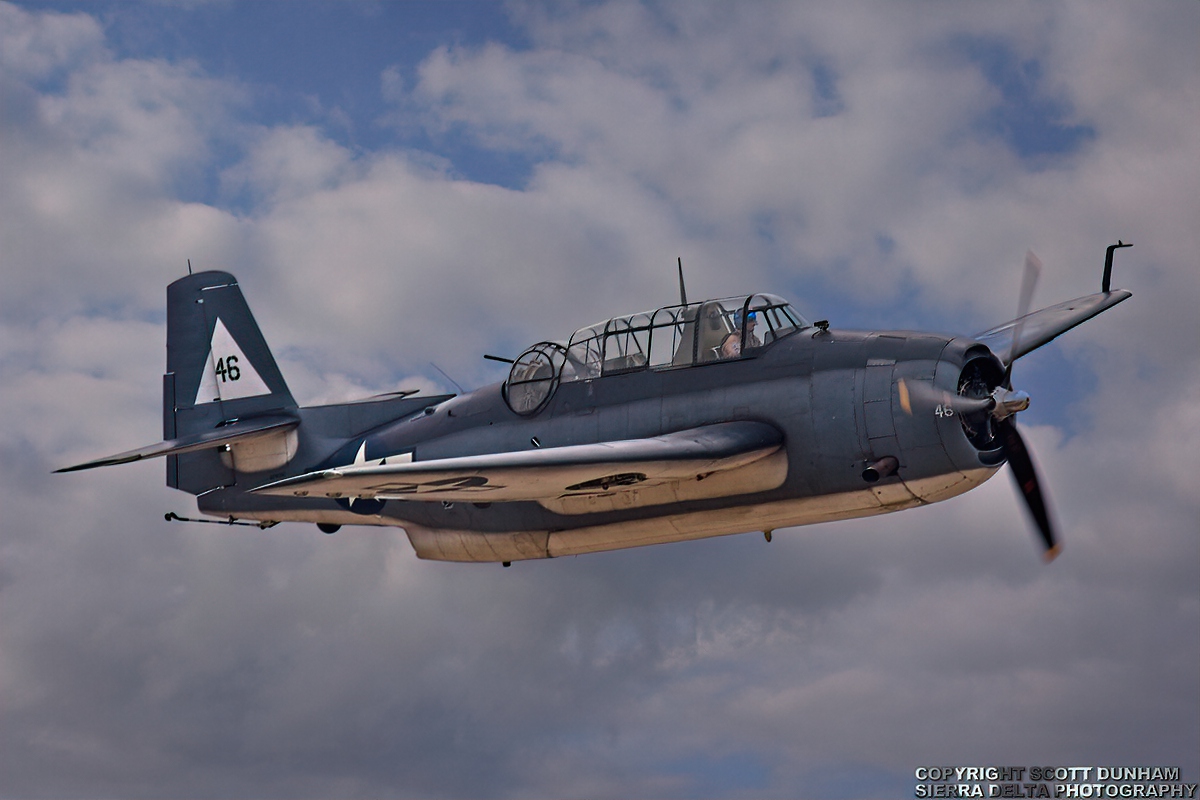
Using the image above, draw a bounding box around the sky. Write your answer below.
[1,1,1198,797]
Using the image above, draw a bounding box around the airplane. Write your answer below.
[56,243,1133,565]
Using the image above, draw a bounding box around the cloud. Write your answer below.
[0,5,246,323]
[0,1,104,82]
[404,2,1200,328]
[1,1,1197,796]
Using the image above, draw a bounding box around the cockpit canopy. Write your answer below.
[504,293,809,415]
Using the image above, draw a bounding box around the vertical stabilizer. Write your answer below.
[165,271,296,492]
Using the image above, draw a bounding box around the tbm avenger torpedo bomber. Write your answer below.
[58,244,1133,565]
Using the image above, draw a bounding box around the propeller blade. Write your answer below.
[997,417,1060,562]
[1003,250,1043,385]
[897,378,994,417]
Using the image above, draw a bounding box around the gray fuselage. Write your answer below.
[198,326,1003,561]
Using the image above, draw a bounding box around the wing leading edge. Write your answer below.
[252,421,785,505]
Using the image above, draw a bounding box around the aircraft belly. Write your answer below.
[399,486,923,562]
[905,465,998,503]
[399,463,1001,563]
[215,464,996,564]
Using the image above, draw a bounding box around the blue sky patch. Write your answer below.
[666,751,771,796]
[960,37,1095,160]
[27,1,535,190]
[810,60,845,118]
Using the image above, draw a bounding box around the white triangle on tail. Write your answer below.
[194,317,272,405]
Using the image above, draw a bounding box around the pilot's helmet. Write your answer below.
[736,310,757,327]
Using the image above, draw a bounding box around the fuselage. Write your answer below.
[198,326,1006,561]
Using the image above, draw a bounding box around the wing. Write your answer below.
[252,421,785,504]
[55,414,299,473]
[974,290,1131,366]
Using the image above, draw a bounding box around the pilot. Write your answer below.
[721,310,760,358]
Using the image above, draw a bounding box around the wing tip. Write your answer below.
[53,454,143,473]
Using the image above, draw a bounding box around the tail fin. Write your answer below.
[167,271,294,419]
[56,270,300,493]
[165,271,297,492]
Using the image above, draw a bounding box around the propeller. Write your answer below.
[997,416,1059,561]
[899,250,1060,562]
[1000,250,1060,561]
[1002,250,1042,387]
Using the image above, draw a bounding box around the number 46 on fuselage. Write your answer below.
[57,245,1133,564]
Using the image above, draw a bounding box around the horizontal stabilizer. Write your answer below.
[252,421,784,503]
[975,290,1132,366]
[55,414,299,473]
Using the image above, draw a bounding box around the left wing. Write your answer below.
[975,290,1131,366]
[252,421,784,503]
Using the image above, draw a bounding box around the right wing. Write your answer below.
[252,421,785,504]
